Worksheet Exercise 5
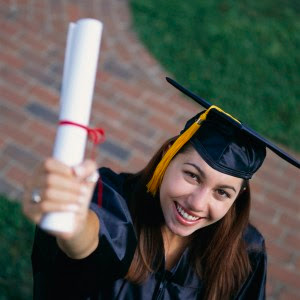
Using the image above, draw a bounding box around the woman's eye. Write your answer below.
[184,171,199,182]
[216,189,230,198]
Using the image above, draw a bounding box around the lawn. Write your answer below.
[130,0,300,152]
[0,195,34,300]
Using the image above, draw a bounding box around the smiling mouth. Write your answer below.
[175,202,201,222]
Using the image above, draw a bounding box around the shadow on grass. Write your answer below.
[0,195,34,300]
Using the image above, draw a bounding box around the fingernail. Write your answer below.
[78,196,86,204]
[68,204,79,212]
[80,186,89,195]
[73,165,84,177]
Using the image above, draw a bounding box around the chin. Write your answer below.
[166,222,196,237]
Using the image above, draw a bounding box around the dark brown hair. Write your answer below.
[125,137,251,299]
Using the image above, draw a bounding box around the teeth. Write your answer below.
[176,203,200,221]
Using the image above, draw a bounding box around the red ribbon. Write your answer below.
[59,120,105,206]
[59,120,105,145]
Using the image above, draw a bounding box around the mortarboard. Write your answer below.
[147,77,300,196]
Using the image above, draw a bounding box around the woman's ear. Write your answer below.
[238,182,248,196]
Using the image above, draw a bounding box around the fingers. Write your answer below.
[22,197,81,224]
[44,158,98,184]
[23,183,91,225]
[22,158,98,228]
[44,173,86,199]
[42,186,86,204]
[42,158,98,199]
[73,160,99,197]
[44,157,74,177]
[73,160,98,181]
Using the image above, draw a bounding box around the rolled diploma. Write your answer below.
[40,19,103,233]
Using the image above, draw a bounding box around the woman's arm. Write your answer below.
[56,209,99,259]
[23,158,100,259]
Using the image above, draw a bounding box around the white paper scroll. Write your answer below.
[40,18,103,233]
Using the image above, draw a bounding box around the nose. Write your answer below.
[187,186,210,212]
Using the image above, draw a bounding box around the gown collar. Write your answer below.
[154,247,202,288]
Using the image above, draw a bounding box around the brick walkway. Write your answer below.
[0,1,299,299]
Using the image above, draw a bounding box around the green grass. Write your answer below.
[130,0,300,152]
[0,195,34,300]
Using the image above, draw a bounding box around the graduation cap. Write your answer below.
[147,77,300,196]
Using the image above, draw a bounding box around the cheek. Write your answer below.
[160,172,191,202]
[160,169,175,197]
[209,201,234,221]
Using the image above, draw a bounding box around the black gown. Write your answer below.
[31,168,267,299]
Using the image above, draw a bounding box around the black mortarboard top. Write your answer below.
[166,77,300,179]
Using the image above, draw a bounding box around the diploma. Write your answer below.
[40,18,103,233]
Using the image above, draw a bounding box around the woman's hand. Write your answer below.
[23,158,98,241]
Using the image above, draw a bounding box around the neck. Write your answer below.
[161,225,190,253]
[161,225,191,270]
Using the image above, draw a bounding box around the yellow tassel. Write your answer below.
[146,105,240,197]
[146,121,200,196]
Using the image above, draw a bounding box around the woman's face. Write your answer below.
[159,147,243,237]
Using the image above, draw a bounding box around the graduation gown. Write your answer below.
[31,168,267,299]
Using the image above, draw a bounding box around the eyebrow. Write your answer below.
[184,163,206,179]
[218,185,237,193]
[184,163,237,193]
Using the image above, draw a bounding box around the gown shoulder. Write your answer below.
[243,223,266,253]
[236,223,267,300]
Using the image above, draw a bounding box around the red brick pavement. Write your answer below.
[0,1,299,299]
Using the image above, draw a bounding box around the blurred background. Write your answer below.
[0,0,299,299]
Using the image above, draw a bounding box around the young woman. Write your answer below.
[23,79,299,300]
